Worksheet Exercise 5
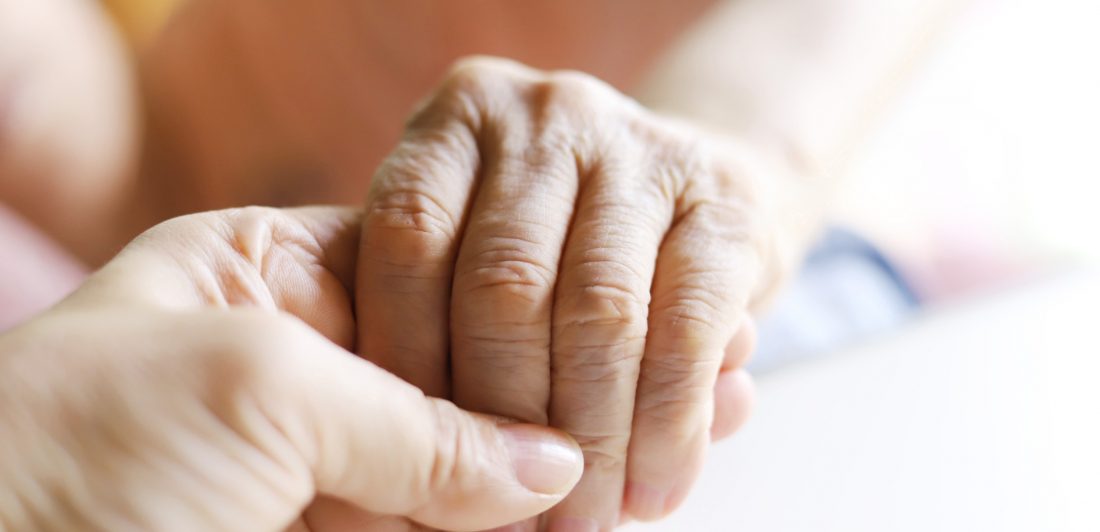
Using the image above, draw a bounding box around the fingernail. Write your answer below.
[547,517,599,532]
[624,482,669,520]
[500,424,583,495]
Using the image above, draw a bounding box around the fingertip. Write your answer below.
[622,482,668,522]
[499,424,585,497]
[402,416,584,530]
[543,462,627,532]
[620,413,711,521]
[622,447,704,522]
[710,368,756,441]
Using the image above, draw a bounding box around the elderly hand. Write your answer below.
[358,57,776,530]
[0,207,584,531]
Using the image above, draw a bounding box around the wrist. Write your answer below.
[702,129,831,311]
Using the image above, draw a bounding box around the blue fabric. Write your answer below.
[750,228,919,373]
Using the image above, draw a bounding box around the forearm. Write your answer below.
[0,0,141,265]
[637,0,963,285]
[641,0,961,175]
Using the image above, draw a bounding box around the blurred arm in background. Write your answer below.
[0,0,138,327]
[637,0,965,296]
[0,0,138,264]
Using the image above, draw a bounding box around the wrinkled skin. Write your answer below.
[0,207,585,532]
[359,58,770,530]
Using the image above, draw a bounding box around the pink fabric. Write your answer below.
[0,203,87,331]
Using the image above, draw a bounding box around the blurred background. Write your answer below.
[831,0,1100,294]
[741,0,1100,371]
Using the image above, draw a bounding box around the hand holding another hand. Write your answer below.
[0,55,782,531]
[0,207,583,531]
[358,57,776,529]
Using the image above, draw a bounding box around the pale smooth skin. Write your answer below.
[0,207,586,531]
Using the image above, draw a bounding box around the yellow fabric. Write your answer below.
[101,0,181,47]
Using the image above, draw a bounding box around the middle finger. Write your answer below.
[450,86,580,424]
[544,148,675,530]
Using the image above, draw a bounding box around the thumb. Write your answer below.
[268,321,584,530]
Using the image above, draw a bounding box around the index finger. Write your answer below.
[356,116,480,397]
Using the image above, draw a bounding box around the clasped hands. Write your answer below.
[0,58,774,532]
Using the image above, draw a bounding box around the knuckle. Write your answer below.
[441,57,497,98]
[447,55,517,85]
[635,363,716,439]
[709,142,773,203]
[544,70,613,105]
[651,297,724,348]
[637,352,720,430]
[685,197,766,248]
[407,57,509,131]
[363,187,457,267]
[571,432,631,471]
[675,157,772,257]
[556,265,650,341]
[553,277,649,382]
[366,187,453,236]
[457,237,557,303]
[532,70,615,125]
[456,334,549,361]
[436,56,533,114]
[637,359,719,437]
[648,136,707,201]
[453,329,549,386]
[636,389,711,442]
[394,114,480,168]
[640,351,718,390]
[553,351,642,391]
